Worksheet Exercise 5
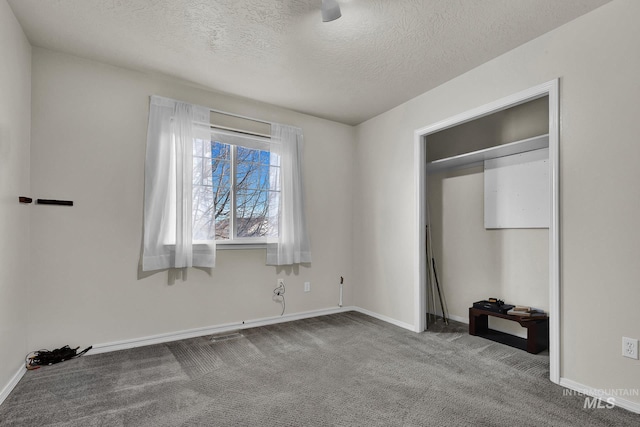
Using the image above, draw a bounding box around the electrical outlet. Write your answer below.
[622,337,638,359]
[277,278,284,287]
[304,282,311,292]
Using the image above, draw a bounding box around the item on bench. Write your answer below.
[472,299,515,314]
[507,307,546,317]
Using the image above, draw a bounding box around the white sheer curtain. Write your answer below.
[266,123,312,265]
[142,96,215,271]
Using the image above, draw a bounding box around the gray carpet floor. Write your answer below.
[1,311,639,426]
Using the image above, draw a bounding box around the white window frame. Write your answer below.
[193,128,277,250]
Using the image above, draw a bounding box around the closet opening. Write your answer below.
[413,80,560,384]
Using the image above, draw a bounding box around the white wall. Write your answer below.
[28,47,355,350]
[0,0,31,397]
[354,0,640,404]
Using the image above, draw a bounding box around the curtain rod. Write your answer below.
[193,121,271,139]
[152,95,273,127]
[210,123,271,139]
[209,107,273,126]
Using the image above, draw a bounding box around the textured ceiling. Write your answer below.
[8,0,611,125]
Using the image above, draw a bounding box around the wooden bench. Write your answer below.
[468,307,549,354]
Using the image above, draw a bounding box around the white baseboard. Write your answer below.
[559,377,640,414]
[1,306,416,407]
[90,306,356,355]
[446,313,468,324]
[425,312,467,326]
[0,365,26,407]
[91,305,417,356]
[6,307,640,417]
[353,307,415,331]
[11,306,640,417]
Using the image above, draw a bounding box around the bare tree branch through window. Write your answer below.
[192,139,279,242]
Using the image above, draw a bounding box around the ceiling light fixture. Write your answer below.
[321,0,342,22]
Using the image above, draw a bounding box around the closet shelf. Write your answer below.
[426,133,549,174]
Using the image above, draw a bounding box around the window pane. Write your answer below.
[211,141,229,160]
[192,185,215,240]
[192,141,231,241]
[202,157,213,186]
[237,146,260,163]
[212,158,230,189]
[236,165,269,191]
[236,161,257,190]
[260,150,270,165]
[266,190,279,237]
[258,164,270,190]
[193,180,231,240]
[214,192,230,240]
[193,138,204,157]
[234,146,275,238]
[269,165,281,191]
[236,190,269,238]
[270,152,281,167]
[193,156,203,186]
[212,156,231,240]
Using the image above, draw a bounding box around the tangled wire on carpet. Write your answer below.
[25,345,92,370]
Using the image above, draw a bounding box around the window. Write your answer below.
[142,96,309,271]
[192,130,280,245]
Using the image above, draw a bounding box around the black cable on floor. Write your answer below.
[26,345,92,370]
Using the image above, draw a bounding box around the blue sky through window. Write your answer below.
[192,139,278,241]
